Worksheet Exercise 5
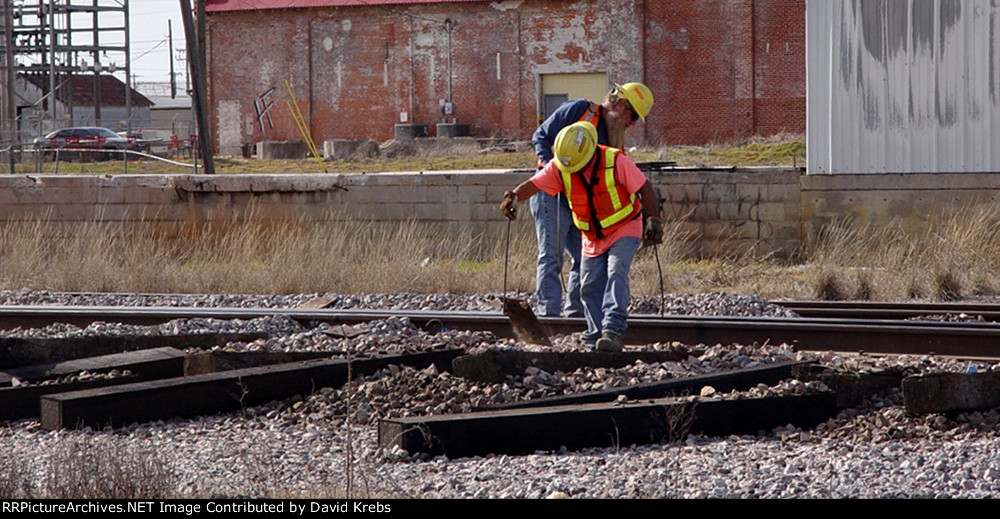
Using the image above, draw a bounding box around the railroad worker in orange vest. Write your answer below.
[528,82,655,319]
[502,121,664,352]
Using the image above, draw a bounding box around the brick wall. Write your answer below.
[752,0,807,137]
[206,0,806,155]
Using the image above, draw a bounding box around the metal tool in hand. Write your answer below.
[642,212,666,317]
[503,215,512,297]
[653,242,665,317]
[501,214,551,346]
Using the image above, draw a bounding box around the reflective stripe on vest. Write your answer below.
[577,102,601,127]
[561,146,640,239]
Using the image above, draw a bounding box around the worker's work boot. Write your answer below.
[595,331,623,353]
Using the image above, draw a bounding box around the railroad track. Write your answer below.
[4,302,1000,358]
[3,300,999,457]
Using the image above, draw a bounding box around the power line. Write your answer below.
[132,37,168,62]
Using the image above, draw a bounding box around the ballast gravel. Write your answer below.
[1,289,999,499]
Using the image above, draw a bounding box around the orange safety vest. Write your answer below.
[538,102,603,168]
[577,101,601,127]
[561,145,641,240]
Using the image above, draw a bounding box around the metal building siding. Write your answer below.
[807,0,1000,174]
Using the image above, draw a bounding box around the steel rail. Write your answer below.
[34,292,1000,319]
[3,305,1000,358]
[778,300,1000,320]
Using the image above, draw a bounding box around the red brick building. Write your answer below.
[204,0,804,156]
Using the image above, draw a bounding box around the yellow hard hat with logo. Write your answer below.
[614,82,654,121]
[552,121,598,174]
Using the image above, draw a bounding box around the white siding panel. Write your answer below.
[807,0,1000,174]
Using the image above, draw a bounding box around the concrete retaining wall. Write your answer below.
[2,169,998,260]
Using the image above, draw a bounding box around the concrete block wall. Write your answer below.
[651,168,802,258]
[323,139,380,160]
[0,168,799,259]
[4,170,1000,261]
[257,141,308,160]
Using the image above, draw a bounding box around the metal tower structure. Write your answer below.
[1,0,131,146]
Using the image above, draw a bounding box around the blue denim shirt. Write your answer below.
[531,99,610,164]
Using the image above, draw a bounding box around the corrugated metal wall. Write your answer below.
[807,0,1000,174]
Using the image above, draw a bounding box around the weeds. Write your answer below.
[814,271,848,301]
[799,205,1000,301]
[649,401,697,444]
[664,402,697,443]
[0,210,536,296]
[653,133,805,168]
[854,270,873,301]
[44,436,176,499]
[3,202,1000,302]
[936,272,963,302]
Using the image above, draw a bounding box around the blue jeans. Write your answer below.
[579,236,640,346]
[529,191,583,317]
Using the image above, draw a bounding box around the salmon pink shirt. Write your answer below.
[530,153,648,257]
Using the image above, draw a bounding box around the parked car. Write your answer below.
[118,129,172,156]
[33,127,141,156]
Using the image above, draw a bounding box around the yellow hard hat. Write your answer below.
[553,121,597,174]
[614,82,654,121]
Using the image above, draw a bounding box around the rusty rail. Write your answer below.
[4,305,1000,358]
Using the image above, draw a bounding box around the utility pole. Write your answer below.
[124,0,131,136]
[168,20,176,99]
[92,7,101,125]
[179,0,214,174]
[47,2,56,123]
[4,1,15,173]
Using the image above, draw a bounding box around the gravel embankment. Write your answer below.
[1,290,999,499]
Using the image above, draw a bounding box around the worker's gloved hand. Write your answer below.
[643,216,664,247]
[500,190,518,220]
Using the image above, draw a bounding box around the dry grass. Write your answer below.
[630,203,1000,301]
[7,149,541,175]
[0,207,537,296]
[651,133,807,168]
[43,437,176,499]
[5,133,806,175]
[2,201,1000,302]
[794,205,1000,301]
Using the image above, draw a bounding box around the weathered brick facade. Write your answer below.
[206,0,805,155]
